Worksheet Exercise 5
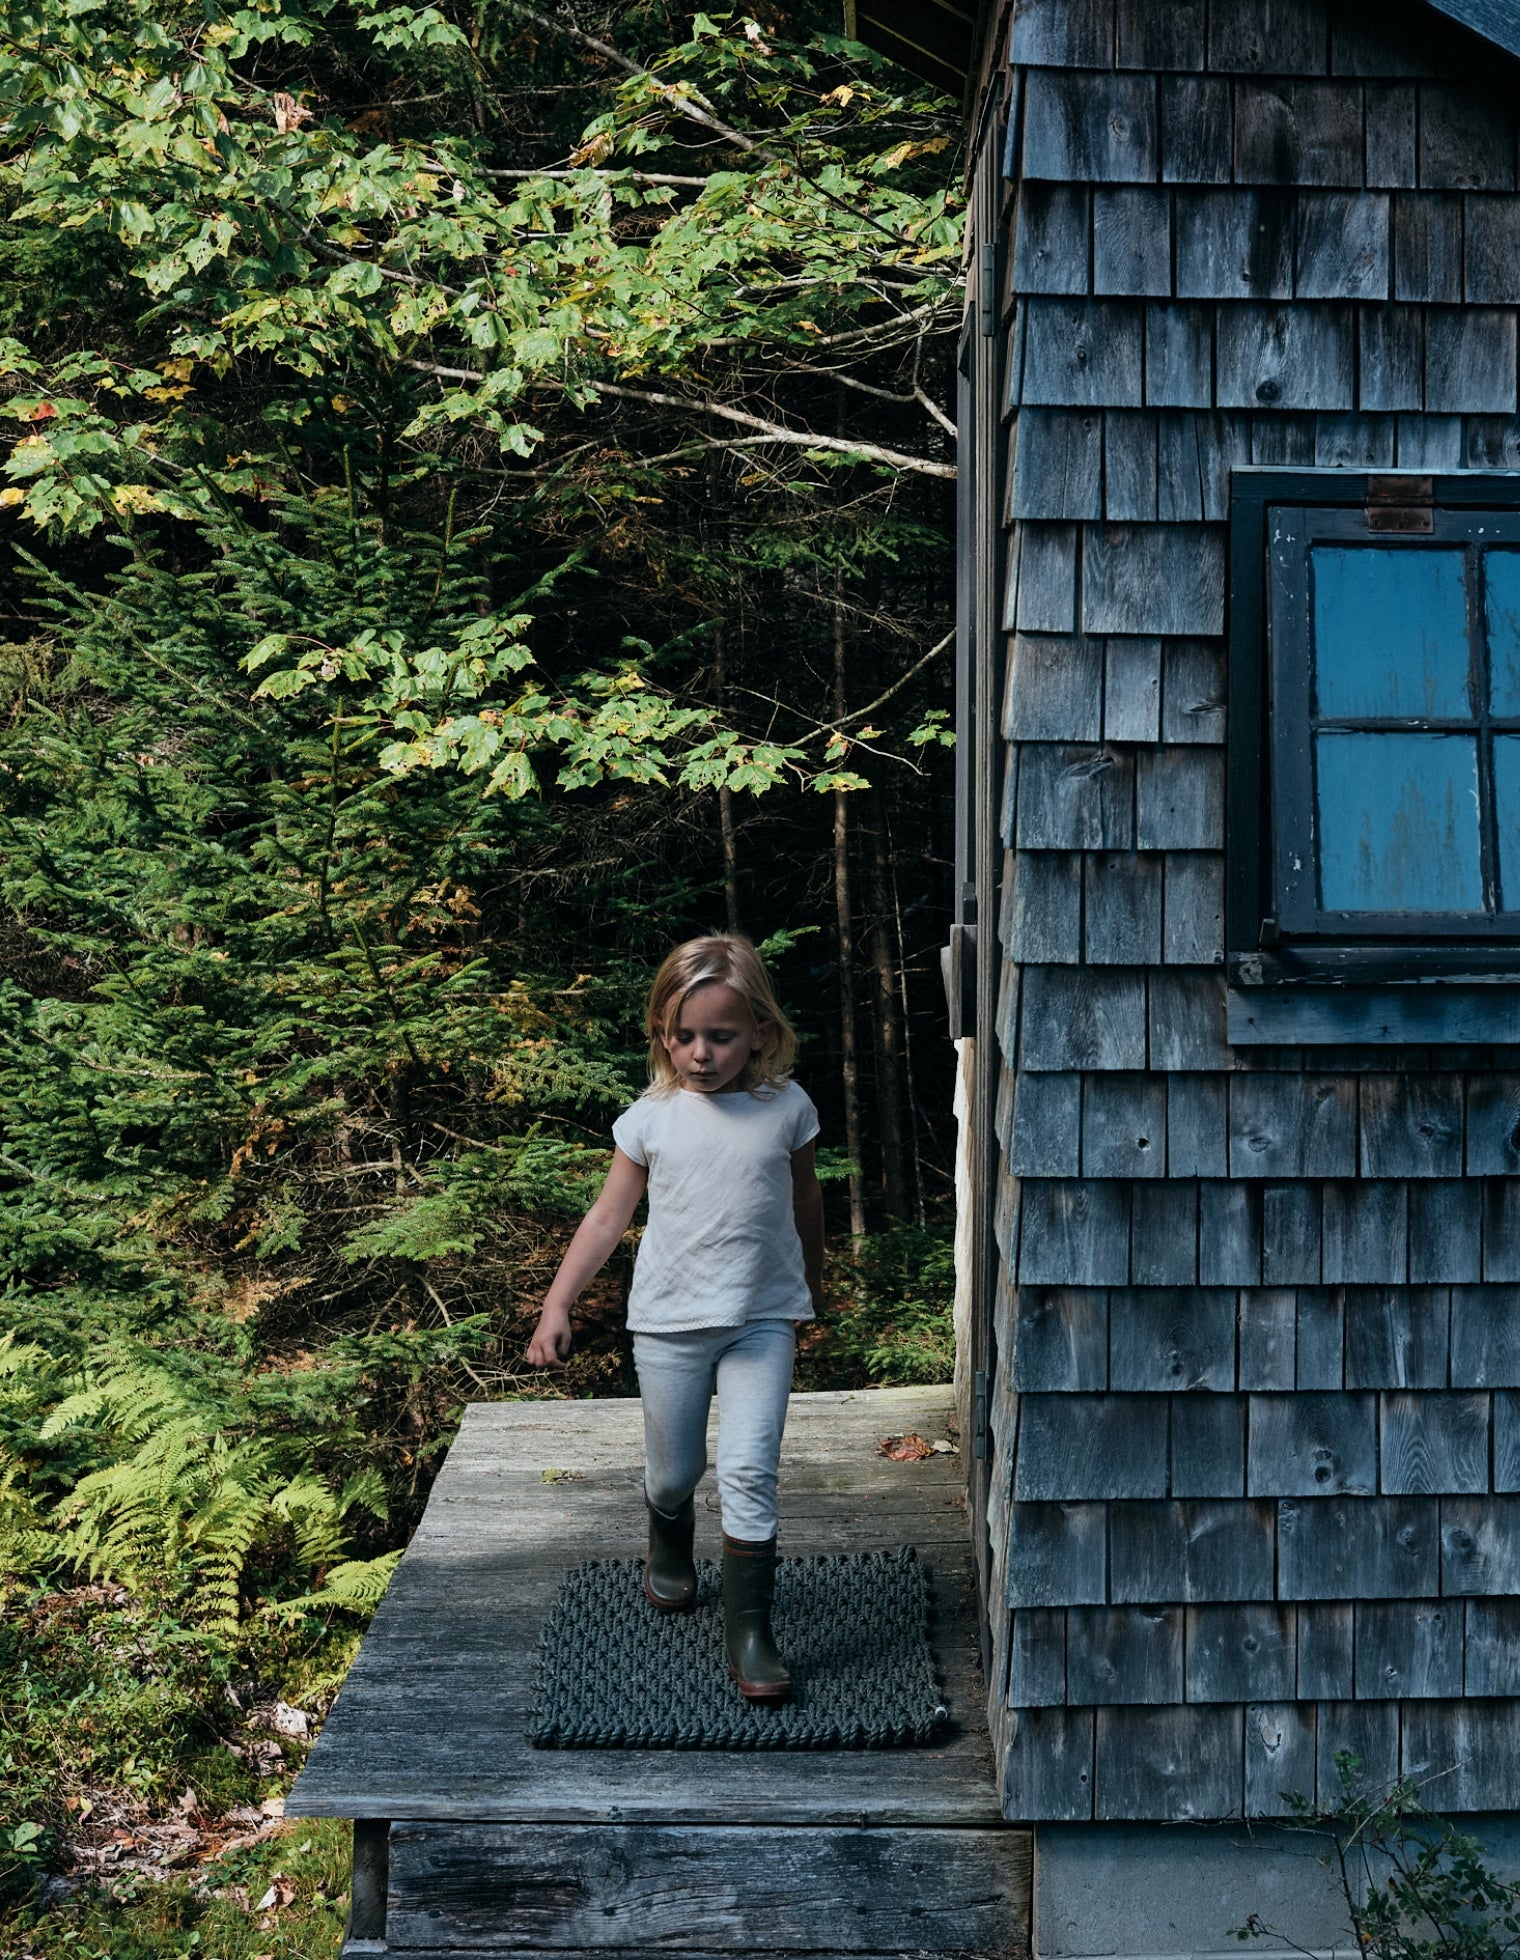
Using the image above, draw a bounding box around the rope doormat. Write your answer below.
[529,1545,949,1751]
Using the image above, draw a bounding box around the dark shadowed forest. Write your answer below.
[0,0,962,1945]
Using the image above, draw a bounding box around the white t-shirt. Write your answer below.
[611,1080,821,1333]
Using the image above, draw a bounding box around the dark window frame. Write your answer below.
[1228,468,1520,994]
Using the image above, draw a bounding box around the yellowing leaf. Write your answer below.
[878,1432,933,1462]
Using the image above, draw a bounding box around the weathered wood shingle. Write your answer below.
[1216,304,1356,409]
[1010,414,1102,519]
[1021,73,1160,183]
[1160,77,1233,182]
[1175,190,1294,299]
[994,0,1520,1825]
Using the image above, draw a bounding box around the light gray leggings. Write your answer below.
[633,1319,797,1542]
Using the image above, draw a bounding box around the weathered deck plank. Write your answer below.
[386,1821,1025,1952]
[289,1387,1001,1827]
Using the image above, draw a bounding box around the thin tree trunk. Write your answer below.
[713,623,740,932]
[886,801,928,1224]
[865,787,910,1217]
[832,595,866,1244]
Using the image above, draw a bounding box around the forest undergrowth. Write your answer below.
[1,1221,952,1960]
[0,0,963,1945]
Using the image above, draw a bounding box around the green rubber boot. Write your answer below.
[643,1495,697,1613]
[722,1534,792,1702]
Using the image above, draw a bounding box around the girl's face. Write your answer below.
[659,980,766,1094]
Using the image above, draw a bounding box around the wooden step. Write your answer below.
[353,1951,1022,1959]
[379,1819,1030,1956]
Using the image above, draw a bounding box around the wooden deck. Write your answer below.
[289,1385,1027,1958]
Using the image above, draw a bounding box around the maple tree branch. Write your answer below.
[496,1,768,156]
[825,630,953,730]
[494,0,940,256]
[302,228,464,297]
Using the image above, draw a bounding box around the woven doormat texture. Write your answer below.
[529,1546,949,1750]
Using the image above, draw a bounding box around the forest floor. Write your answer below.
[2,1226,956,1959]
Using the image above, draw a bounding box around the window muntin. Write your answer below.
[1270,508,1520,941]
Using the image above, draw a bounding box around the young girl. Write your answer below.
[526,934,825,1704]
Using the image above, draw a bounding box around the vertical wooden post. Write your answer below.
[344,1818,389,1954]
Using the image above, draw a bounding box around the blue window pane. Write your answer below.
[1495,736,1520,909]
[1311,546,1471,718]
[1316,731,1482,912]
[1485,552,1520,716]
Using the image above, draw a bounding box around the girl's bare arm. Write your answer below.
[790,1140,826,1312]
[526,1147,649,1367]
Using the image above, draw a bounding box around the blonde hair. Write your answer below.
[644,934,798,1094]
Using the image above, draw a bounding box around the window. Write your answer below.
[1228,472,1520,1039]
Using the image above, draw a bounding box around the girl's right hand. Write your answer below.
[526,1305,572,1368]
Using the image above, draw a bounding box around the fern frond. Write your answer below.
[271,1550,401,1618]
[0,1332,46,1381]
[36,1337,398,1629]
[38,1384,112,1439]
[337,1467,388,1525]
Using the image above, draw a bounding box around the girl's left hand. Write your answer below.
[526,1304,572,1367]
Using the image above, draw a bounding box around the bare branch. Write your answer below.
[800,297,957,351]
[913,383,956,439]
[418,163,712,187]
[590,380,955,478]
[399,361,955,476]
[783,367,956,438]
[483,166,711,187]
[826,630,953,731]
[728,631,953,741]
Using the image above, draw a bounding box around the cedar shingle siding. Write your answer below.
[991,0,1520,1822]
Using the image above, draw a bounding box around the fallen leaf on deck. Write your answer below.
[878,1432,933,1461]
